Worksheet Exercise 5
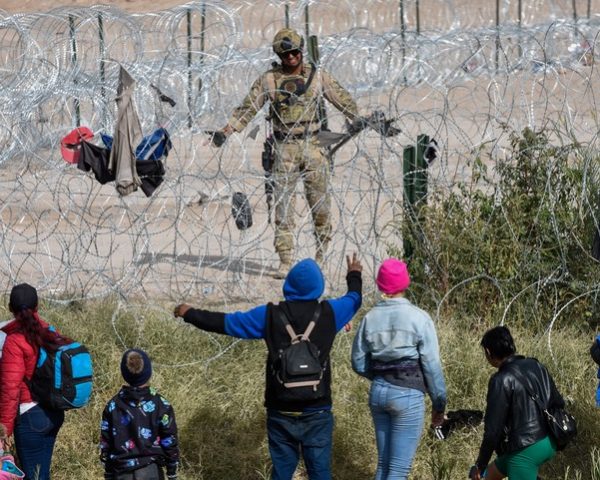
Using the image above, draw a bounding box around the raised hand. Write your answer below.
[346,252,362,273]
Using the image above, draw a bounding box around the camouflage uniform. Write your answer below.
[227,62,359,268]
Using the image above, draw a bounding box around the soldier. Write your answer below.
[212,28,360,278]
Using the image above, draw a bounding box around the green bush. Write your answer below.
[403,127,600,329]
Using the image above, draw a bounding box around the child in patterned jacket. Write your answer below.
[100,349,179,480]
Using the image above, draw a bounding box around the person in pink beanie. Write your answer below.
[375,258,411,295]
[351,258,447,480]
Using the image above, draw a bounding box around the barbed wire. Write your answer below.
[1,1,599,366]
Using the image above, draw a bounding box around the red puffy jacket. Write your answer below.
[0,315,49,436]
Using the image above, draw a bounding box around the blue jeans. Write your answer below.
[267,409,334,480]
[14,405,64,480]
[369,378,425,480]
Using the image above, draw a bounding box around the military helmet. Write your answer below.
[272,28,304,54]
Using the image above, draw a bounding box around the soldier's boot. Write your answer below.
[273,252,293,279]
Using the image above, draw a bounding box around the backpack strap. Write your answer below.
[301,303,321,341]
[277,304,321,344]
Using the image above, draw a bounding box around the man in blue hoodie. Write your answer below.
[173,254,362,480]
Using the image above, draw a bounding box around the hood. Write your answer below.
[282,259,324,301]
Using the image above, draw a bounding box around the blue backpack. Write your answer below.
[29,328,93,410]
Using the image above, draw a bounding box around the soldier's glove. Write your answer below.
[206,130,228,148]
[346,116,370,136]
[367,110,401,137]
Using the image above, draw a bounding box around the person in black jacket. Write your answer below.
[173,255,362,480]
[469,326,564,480]
[592,334,600,407]
[100,349,179,480]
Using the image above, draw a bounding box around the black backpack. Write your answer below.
[273,305,325,401]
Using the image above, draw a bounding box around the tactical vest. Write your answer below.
[264,64,322,134]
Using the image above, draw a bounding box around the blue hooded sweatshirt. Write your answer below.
[221,259,361,339]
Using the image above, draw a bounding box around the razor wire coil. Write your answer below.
[0,0,599,366]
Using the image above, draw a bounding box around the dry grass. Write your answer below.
[1,297,599,479]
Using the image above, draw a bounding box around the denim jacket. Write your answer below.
[351,297,447,412]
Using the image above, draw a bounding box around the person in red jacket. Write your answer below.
[0,283,70,480]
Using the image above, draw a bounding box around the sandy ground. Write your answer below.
[0,0,598,302]
[2,0,598,30]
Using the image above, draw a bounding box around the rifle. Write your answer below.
[262,135,275,223]
[316,110,402,169]
[308,35,328,133]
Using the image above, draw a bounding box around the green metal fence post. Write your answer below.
[495,0,500,72]
[416,0,420,34]
[403,144,416,258]
[304,4,310,40]
[186,8,193,128]
[403,134,431,259]
[518,0,523,59]
[399,0,407,85]
[98,13,107,129]
[69,15,81,127]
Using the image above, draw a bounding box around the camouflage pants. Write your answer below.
[272,137,331,260]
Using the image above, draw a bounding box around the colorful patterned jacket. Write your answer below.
[100,385,179,477]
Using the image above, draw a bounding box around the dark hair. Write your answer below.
[480,326,516,360]
[9,283,72,351]
[12,308,71,352]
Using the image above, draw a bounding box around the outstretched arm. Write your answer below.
[320,69,359,121]
[174,304,226,334]
[206,74,269,148]
[227,75,270,133]
[174,304,268,339]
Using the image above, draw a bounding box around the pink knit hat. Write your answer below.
[376,258,410,295]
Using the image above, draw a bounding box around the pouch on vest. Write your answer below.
[28,327,93,411]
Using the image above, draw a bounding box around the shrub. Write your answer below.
[402,126,600,329]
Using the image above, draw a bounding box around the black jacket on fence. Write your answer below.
[78,141,166,197]
[476,355,565,471]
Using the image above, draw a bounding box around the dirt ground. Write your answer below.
[0,0,597,302]
[2,0,597,30]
